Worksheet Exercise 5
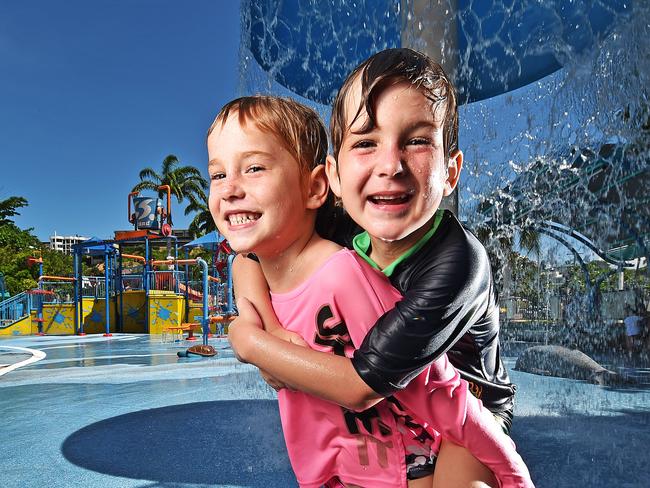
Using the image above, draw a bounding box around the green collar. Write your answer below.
[352,210,444,277]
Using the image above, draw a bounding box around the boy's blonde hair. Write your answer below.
[330,48,458,160]
[208,96,328,174]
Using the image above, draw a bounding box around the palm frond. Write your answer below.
[184,200,207,216]
[161,155,179,175]
[137,168,161,182]
[182,181,209,199]
[184,191,209,216]
[177,165,207,178]
[131,181,159,193]
[193,187,208,203]
[188,210,216,238]
[519,228,541,255]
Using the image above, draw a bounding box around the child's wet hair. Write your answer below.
[208,95,336,239]
[330,48,459,160]
[208,96,328,174]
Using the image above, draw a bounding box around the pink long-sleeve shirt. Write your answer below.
[271,248,533,488]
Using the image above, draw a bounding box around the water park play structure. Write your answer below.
[0,186,236,340]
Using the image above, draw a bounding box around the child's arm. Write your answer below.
[349,233,492,398]
[230,298,377,407]
[231,254,282,334]
[231,254,306,346]
[394,358,534,488]
[229,252,388,409]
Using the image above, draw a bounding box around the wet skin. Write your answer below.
[326,79,462,268]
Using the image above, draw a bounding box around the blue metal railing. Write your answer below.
[80,276,110,298]
[121,274,144,291]
[147,270,186,294]
[39,281,75,304]
[0,291,31,328]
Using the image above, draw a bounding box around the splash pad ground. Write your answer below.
[1,334,648,487]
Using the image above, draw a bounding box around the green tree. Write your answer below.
[184,189,216,238]
[131,155,208,225]
[0,223,42,295]
[41,248,74,278]
[0,196,28,225]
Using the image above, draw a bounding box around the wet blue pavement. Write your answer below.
[1,334,649,487]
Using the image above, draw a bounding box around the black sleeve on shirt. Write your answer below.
[244,253,260,263]
[351,215,492,397]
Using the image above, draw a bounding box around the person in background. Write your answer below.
[624,305,644,352]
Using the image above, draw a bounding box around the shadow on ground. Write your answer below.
[61,400,296,487]
[513,409,650,488]
[61,398,650,488]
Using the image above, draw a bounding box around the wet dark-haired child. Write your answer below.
[229,48,530,487]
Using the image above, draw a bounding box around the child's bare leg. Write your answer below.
[336,474,435,487]
[432,440,497,488]
[408,474,434,487]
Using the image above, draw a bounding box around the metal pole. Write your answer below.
[78,248,86,336]
[73,250,79,334]
[184,247,190,321]
[104,248,111,336]
[37,260,44,335]
[227,254,235,315]
[145,237,150,334]
[118,245,124,333]
[196,257,209,345]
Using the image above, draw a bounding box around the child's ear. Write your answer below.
[443,150,463,196]
[306,164,330,210]
[325,154,342,197]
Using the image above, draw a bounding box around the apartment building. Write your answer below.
[49,233,89,255]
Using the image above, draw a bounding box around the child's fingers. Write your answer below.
[260,369,289,391]
[272,327,309,347]
[287,331,309,347]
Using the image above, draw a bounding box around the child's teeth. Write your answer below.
[229,213,259,225]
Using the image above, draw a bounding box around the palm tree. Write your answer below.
[132,155,208,225]
[475,197,541,298]
[184,189,217,238]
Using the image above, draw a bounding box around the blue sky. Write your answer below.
[0,0,241,240]
[0,0,629,270]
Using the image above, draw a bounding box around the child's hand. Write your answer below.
[260,368,290,391]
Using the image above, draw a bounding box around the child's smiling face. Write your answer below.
[327,78,462,249]
[207,114,313,257]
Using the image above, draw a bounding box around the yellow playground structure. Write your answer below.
[0,186,236,338]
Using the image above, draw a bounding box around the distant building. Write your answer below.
[49,232,89,255]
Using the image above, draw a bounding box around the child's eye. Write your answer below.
[210,172,225,181]
[351,140,375,150]
[246,165,264,174]
[407,137,430,146]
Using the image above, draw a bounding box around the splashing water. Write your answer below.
[238,0,649,359]
[237,2,650,485]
